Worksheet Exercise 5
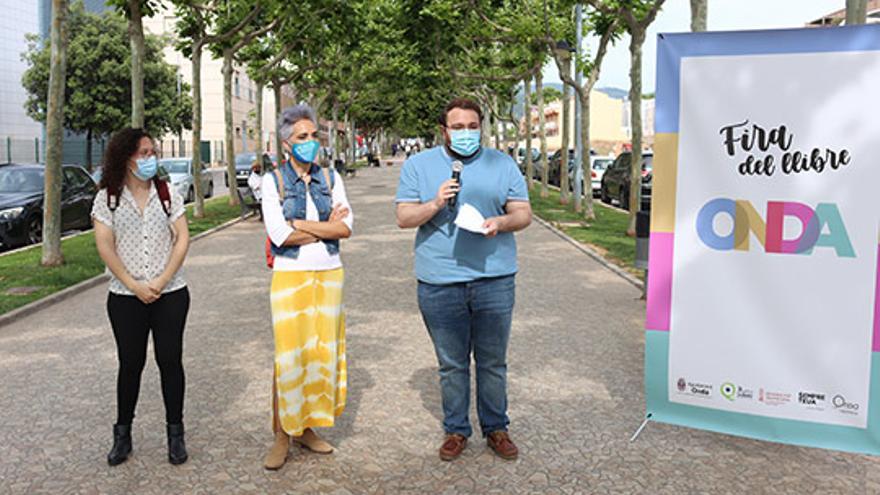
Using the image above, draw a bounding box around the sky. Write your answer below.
[542,0,846,92]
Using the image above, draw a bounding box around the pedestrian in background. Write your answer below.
[91,128,191,466]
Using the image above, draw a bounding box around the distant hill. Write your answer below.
[596,87,628,100]
[510,83,628,118]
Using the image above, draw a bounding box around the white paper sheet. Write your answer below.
[454,203,488,234]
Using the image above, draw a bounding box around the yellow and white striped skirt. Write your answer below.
[270,269,346,436]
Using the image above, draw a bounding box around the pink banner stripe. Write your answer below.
[873,244,880,352]
[646,232,674,331]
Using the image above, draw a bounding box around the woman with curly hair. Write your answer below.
[91,128,191,466]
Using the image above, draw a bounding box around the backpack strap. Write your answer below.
[322,166,334,190]
[107,187,120,212]
[154,177,171,217]
[271,169,284,202]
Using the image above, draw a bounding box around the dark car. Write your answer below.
[599,151,653,211]
[516,148,541,175]
[227,152,274,188]
[547,149,574,186]
[0,163,97,248]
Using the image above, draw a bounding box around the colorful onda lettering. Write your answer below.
[696,198,855,257]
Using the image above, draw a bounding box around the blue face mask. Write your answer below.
[448,129,481,157]
[290,140,320,164]
[133,156,158,181]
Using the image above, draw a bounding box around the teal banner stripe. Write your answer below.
[645,330,880,455]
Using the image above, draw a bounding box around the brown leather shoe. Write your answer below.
[439,434,467,461]
[487,431,518,460]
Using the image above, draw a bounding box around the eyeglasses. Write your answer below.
[446,123,480,131]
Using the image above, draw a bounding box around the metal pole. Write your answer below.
[573,4,584,205]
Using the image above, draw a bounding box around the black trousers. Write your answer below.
[107,287,190,425]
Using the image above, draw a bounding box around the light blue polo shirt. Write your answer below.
[395,146,529,284]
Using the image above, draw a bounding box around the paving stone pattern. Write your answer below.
[1,166,878,494]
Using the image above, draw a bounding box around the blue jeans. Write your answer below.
[417,274,515,438]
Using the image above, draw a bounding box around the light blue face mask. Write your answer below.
[449,129,481,157]
[132,156,158,181]
[290,140,320,164]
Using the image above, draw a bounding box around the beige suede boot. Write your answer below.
[292,428,334,454]
[263,431,290,470]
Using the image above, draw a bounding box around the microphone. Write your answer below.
[449,161,463,208]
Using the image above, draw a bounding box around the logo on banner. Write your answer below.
[721,382,736,401]
[832,394,860,415]
[758,388,792,406]
[697,120,856,257]
[798,391,826,409]
[720,382,754,402]
[719,120,851,177]
[696,199,855,257]
[675,378,712,398]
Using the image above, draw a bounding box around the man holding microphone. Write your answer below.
[395,97,532,461]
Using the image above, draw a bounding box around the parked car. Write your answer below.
[588,155,614,196]
[547,149,573,186]
[600,151,652,211]
[547,149,611,196]
[0,163,97,248]
[515,148,540,175]
[159,157,214,203]
[228,152,274,188]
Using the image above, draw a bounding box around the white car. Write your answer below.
[159,158,214,203]
[590,156,614,196]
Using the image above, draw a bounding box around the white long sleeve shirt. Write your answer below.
[261,169,353,271]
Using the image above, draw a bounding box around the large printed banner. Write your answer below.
[646,25,880,454]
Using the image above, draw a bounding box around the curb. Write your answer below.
[0,212,252,329]
[542,182,630,215]
[533,215,644,291]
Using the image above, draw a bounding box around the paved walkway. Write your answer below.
[1,165,878,494]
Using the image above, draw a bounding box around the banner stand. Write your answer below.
[629,413,653,442]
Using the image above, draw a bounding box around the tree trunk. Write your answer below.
[85,128,92,169]
[348,115,356,166]
[523,77,533,189]
[191,41,205,218]
[690,0,707,32]
[537,71,548,198]
[331,101,339,164]
[128,0,145,128]
[559,59,571,205]
[581,90,595,220]
[493,96,501,150]
[42,0,69,267]
[222,52,238,205]
[273,79,283,166]
[507,91,520,159]
[255,80,263,170]
[481,101,492,147]
[627,30,646,235]
[847,0,868,24]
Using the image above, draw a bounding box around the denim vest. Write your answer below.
[270,161,339,259]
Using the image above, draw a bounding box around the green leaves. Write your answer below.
[21,3,192,138]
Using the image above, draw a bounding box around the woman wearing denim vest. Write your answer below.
[261,105,353,470]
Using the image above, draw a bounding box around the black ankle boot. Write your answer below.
[107,424,132,466]
[166,423,188,465]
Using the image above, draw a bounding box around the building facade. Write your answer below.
[520,88,651,156]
